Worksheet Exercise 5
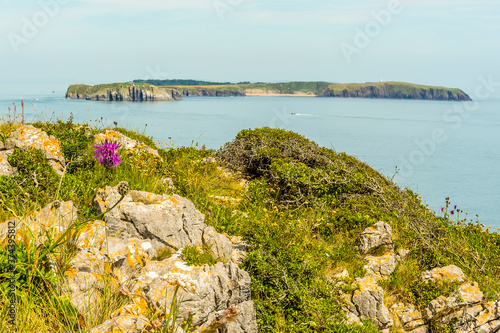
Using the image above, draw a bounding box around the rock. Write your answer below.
[396,248,410,262]
[93,186,233,261]
[80,186,257,331]
[364,252,397,277]
[0,201,77,246]
[89,312,150,333]
[106,237,150,285]
[0,150,17,176]
[93,250,255,332]
[66,84,183,102]
[428,300,500,333]
[459,282,483,304]
[94,130,160,159]
[390,303,426,331]
[62,248,107,313]
[352,275,393,329]
[421,265,466,283]
[7,125,66,174]
[359,221,394,254]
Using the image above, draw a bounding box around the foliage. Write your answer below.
[134,79,233,86]
[0,120,499,332]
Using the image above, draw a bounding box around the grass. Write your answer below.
[0,116,498,332]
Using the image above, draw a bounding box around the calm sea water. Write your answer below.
[1,93,499,230]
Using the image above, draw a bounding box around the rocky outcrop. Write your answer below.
[94,129,161,159]
[0,186,257,332]
[339,222,500,333]
[0,124,65,175]
[75,184,257,332]
[66,84,183,101]
[182,88,246,97]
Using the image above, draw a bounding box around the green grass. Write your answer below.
[0,118,497,332]
[66,81,470,100]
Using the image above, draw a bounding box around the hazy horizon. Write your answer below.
[1,0,499,98]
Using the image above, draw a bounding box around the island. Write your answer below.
[66,80,472,101]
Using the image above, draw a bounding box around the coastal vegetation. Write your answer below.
[0,110,498,332]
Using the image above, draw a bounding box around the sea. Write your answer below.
[1,92,498,230]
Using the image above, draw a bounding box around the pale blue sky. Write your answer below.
[1,0,499,96]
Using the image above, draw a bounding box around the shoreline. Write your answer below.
[244,89,317,97]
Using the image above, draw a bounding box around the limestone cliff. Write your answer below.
[66,83,183,101]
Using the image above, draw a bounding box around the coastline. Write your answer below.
[244,89,317,97]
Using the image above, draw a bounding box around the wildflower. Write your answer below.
[161,272,198,293]
[454,205,457,209]
[94,139,121,168]
[440,207,445,212]
[450,210,455,215]
[222,304,241,323]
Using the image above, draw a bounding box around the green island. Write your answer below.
[66,80,472,102]
[1,110,499,332]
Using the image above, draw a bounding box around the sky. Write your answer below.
[0,0,499,96]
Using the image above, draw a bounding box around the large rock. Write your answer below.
[60,186,257,332]
[351,275,393,330]
[390,302,426,332]
[6,125,66,174]
[359,221,394,254]
[364,251,397,277]
[0,150,17,176]
[421,265,466,283]
[0,201,77,246]
[93,186,233,261]
[94,130,160,159]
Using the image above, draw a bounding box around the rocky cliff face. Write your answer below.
[66,85,183,101]
[320,85,472,101]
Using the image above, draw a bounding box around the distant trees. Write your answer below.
[133,79,234,86]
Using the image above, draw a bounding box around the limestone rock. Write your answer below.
[95,130,160,159]
[421,265,466,283]
[93,249,255,332]
[0,201,77,246]
[364,252,397,277]
[391,302,426,331]
[0,150,17,176]
[93,186,233,261]
[352,275,393,329]
[62,248,107,314]
[359,221,394,254]
[8,125,66,174]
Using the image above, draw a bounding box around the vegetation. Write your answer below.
[0,111,498,332]
[134,79,233,86]
[181,245,220,267]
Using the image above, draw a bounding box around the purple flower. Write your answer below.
[93,139,122,168]
[454,205,457,209]
[440,207,445,212]
[450,210,455,215]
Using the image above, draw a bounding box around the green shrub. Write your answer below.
[182,245,219,266]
